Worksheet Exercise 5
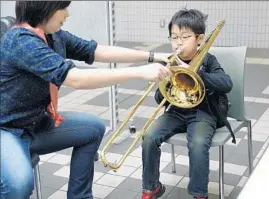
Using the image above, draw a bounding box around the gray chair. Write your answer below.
[31,153,42,199]
[0,16,15,38]
[165,46,253,199]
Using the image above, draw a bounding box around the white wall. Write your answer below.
[1,1,110,45]
[114,1,269,48]
[1,1,15,17]
[1,1,111,67]
[62,1,109,45]
[2,1,268,48]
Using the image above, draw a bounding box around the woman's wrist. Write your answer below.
[148,51,154,63]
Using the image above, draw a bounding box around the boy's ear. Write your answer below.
[197,34,205,46]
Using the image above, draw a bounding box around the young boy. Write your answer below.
[141,9,233,199]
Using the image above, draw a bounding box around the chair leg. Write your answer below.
[219,146,224,199]
[171,144,176,173]
[34,164,42,199]
[247,121,253,174]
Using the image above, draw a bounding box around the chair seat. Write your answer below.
[165,120,245,147]
[31,153,40,168]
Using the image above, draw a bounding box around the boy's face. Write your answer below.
[169,24,204,61]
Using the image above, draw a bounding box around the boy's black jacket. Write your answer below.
[155,53,233,127]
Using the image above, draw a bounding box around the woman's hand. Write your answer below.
[153,53,171,64]
[136,63,172,82]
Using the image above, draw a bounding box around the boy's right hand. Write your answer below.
[137,63,172,82]
[174,55,189,68]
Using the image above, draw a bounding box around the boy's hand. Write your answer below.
[174,55,189,68]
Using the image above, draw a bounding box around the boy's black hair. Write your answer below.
[168,8,208,36]
[15,1,71,27]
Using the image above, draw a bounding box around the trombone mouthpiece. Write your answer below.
[176,47,182,54]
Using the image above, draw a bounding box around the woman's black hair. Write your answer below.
[15,1,71,27]
[168,8,208,36]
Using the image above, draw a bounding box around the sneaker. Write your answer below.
[194,197,208,199]
[141,183,166,199]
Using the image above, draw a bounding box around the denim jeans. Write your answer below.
[0,111,106,199]
[142,107,217,198]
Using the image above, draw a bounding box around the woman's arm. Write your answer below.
[63,63,171,89]
[94,45,150,63]
[94,45,169,63]
[58,30,168,64]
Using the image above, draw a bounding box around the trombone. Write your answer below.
[100,20,225,171]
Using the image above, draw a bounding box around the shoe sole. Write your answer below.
[153,185,166,199]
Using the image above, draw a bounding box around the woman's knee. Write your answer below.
[83,113,106,140]
[1,172,34,199]
[1,130,34,198]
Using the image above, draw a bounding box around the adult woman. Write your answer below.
[0,1,171,199]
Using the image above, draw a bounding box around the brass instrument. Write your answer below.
[101,20,226,170]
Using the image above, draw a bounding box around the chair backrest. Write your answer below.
[208,46,248,121]
[0,16,16,38]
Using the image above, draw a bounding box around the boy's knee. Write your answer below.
[188,136,210,152]
[142,130,162,147]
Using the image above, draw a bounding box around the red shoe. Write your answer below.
[141,183,166,199]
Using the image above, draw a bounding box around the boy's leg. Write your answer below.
[1,130,34,199]
[186,109,217,198]
[142,110,185,194]
[30,111,106,199]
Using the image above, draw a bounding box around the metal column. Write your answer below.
[107,1,119,131]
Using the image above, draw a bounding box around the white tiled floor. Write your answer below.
[237,145,269,199]
[237,176,248,188]
[47,154,71,165]
[159,172,183,186]
[48,190,67,199]
[130,168,143,180]
[95,174,126,187]
[262,85,269,95]
[92,184,115,199]
[223,163,248,176]
[53,166,70,178]
[208,182,234,196]
[107,165,137,177]
[244,133,269,142]
[40,153,57,161]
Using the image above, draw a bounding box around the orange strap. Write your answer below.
[13,23,64,127]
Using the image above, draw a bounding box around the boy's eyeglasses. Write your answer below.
[168,34,198,42]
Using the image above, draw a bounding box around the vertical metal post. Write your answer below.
[219,146,224,199]
[34,165,42,199]
[107,1,119,131]
[247,121,253,174]
[171,144,176,173]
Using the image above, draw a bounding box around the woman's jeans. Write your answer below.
[142,108,217,198]
[1,111,106,199]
